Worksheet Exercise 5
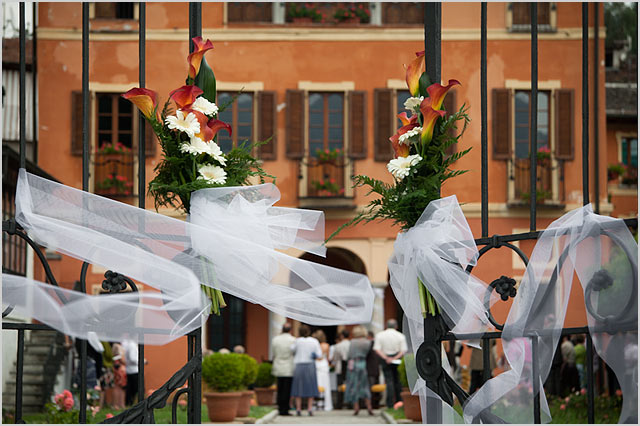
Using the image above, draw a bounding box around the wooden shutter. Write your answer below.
[492,88,511,160]
[374,88,394,162]
[442,90,457,157]
[144,120,157,157]
[555,89,574,160]
[71,91,89,156]
[286,90,305,159]
[257,91,277,160]
[348,91,367,159]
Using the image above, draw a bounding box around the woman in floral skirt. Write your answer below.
[344,325,374,416]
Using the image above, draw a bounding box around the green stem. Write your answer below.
[418,277,428,318]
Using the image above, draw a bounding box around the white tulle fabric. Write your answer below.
[389,195,637,424]
[2,169,374,345]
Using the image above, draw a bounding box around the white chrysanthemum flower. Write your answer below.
[398,126,423,145]
[205,141,227,166]
[198,164,227,185]
[180,138,227,166]
[387,154,422,180]
[165,110,200,138]
[404,96,424,112]
[191,97,219,116]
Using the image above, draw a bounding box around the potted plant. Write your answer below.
[608,163,627,181]
[536,145,551,164]
[287,3,322,24]
[311,178,343,197]
[621,167,638,187]
[236,354,259,417]
[398,357,422,422]
[315,147,343,164]
[202,352,245,422]
[253,362,276,406]
[333,3,370,25]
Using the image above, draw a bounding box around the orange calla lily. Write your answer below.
[206,118,232,139]
[420,98,446,144]
[188,37,215,80]
[182,108,214,141]
[397,112,418,127]
[426,79,460,111]
[405,50,425,97]
[389,113,419,157]
[169,85,203,109]
[390,133,411,158]
[122,88,159,121]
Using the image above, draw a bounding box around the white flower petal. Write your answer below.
[165,110,200,138]
[198,164,227,185]
[404,96,424,112]
[387,154,422,180]
[191,97,219,116]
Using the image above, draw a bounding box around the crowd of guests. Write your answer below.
[271,319,408,416]
[64,334,146,410]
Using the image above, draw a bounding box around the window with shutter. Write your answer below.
[216,92,254,153]
[94,2,135,19]
[492,88,511,160]
[286,90,305,159]
[554,89,574,160]
[71,91,86,156]
[374,89,394,162]
[227,2,272,23]
[348,91,367,159]
[257,91,277,160]
[144,121,157,157]
[509,2,553,32]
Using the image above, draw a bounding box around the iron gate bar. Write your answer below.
[137,0,147,405]
[593,3,600,214]
[531,335,541,423]
[529,2,538,232]
[582,4,589,206]
[480,2,488,238]
[19,2,26,169]
[16,329,25,421]
[586,333,595,423]
[32,3,38,164]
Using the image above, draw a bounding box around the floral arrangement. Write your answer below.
[329,50,470,316]
[96,172,133,195]
[123,37,272,314]
[536,145,551,161]
[287,3,323,22]
[311,178,343,196]
[315,147,343,163]
[333,3,371,23]
[97,141,132,155]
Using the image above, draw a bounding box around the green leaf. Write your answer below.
[194,57,217,104]
[418,72,431,98]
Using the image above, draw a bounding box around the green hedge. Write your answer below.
[254,362,275,388]
[202,353,244,392]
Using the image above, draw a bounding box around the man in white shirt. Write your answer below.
[271,323,296,415]
[122,339,140,406]
[374,319,408,408]
[331,329,350,409]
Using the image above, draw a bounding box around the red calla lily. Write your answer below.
[122,88,159,121]
[420,98,446,144]
[188,37,215,80]
[426,79,461,111]
[389,113,419,157]
[169,85,203,109]
[206,118,232,139]
[405,50,425,97]
[182,108,214,141]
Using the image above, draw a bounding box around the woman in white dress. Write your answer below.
[312,330,333,411]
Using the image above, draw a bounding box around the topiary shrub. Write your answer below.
[254,362,275,388]
[398,357,409,389]
[238,354,258,389]
[202,352,244,392]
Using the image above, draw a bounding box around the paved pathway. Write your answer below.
[268,409,386,424]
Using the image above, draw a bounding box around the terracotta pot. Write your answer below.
[400,389,421,422]
[236,390,254,417]
[254,387,276,406]
[204,391,242,422]
[293,17,313,25]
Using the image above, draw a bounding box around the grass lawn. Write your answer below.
[14,403,275,424]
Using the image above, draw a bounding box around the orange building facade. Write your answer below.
[31,2,624,392]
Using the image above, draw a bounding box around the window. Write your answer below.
[216,92,254,153]
[621,137,638,168]
[227,2,272,23]
[309,93,344,156]
[94,2,135,20]
[382,2,423,25]
[509,2,554,32]
[207,294,245,351]
[96,93,134,151]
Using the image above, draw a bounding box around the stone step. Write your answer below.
[2,393,44,407]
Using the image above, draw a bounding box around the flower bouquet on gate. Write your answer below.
[123,37,272,314]
[329,50,471,317]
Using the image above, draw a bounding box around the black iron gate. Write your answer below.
[2,2,637,424]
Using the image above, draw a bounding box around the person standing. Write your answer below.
[373,319,407,408]
[560,335,579,396]
[290,324,321,416]
[574,335,586,390]
[468,341,496,394]
[272,323,296,416]
[366,330,381,408]
[312,330,333,411]
[331,329,350,409]
[345,326,374,416]
[122,339,139,406]
[111,342,127,410]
